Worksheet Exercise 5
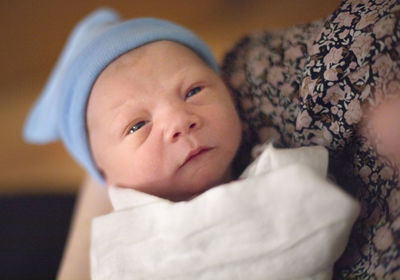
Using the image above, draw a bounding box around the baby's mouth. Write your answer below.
[180,146,213,168]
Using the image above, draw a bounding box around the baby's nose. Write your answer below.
[164,110,201,142]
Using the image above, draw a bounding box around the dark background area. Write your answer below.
[0,194,75,279]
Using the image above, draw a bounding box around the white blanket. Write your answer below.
[91,144,360,279]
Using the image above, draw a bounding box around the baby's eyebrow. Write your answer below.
[176,67,207,88]
[110,103,141,134]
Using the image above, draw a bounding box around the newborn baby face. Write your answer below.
[86,41,242,201]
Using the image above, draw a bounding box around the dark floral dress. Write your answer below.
[222,0,400,279]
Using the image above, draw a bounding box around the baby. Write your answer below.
[23,8,240,202]
[23,9,359,279]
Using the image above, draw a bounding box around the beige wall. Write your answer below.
[0,0,340,194]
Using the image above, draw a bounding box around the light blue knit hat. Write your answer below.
[23,8,219,185]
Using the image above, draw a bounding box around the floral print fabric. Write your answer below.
[222,0,400,279]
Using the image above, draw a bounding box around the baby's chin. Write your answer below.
[148,181,220,202]
[161,190,205,202]
[113,179,214,202]
[115,168,234,202]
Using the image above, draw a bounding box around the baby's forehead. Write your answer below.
[89,40,218,108]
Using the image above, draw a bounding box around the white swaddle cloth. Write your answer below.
[91,144,360,279]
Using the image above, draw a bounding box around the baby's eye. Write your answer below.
[185,86,202,99]
[128,121,146,134]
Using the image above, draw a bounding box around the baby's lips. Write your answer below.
[180,146,213,168]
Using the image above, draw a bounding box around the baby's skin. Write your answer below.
[86,41,242,202]
[362,95,400,173]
